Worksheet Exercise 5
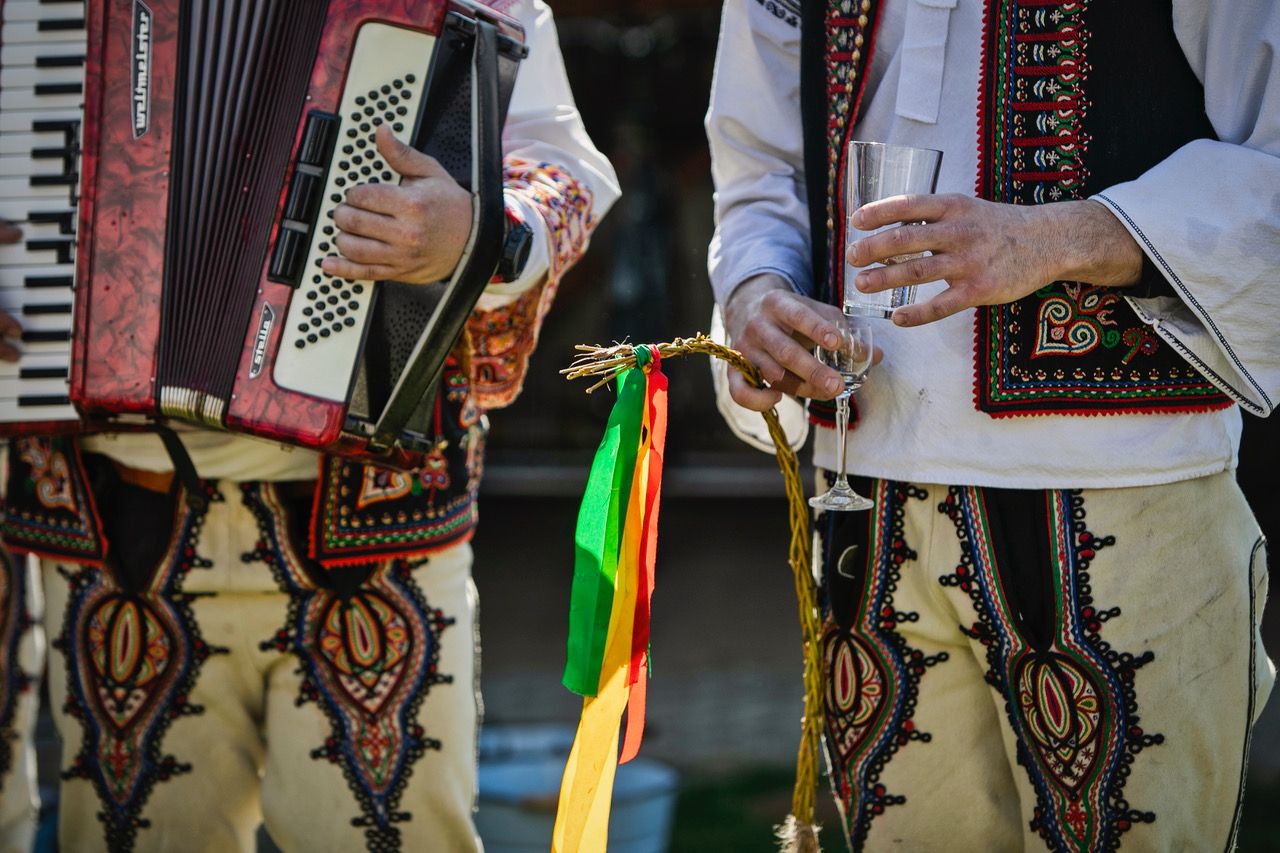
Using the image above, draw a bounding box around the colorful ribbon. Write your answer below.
[553,346,668,853]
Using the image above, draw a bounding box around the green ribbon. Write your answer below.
[562,365,647,696]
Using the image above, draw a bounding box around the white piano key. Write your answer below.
[0,152,74,178]
[0,175,75,200]
[0,313,71,335]
[0,263,75,287]
[1,22,86,47]
[0,200,74,224]
[0,261,73,284]
[0,283,73,306]
[0,231,74,265]
[0,351,70,375]
[0,108,82,133]
[0,64,84,88]
[0,2,86,24]
[0,403,76,422]
[0,130,72,156]
[0,43,85,69]
[0,375,69,397]
[0,87,83,111]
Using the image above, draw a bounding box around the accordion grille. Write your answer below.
[157,0,329,421]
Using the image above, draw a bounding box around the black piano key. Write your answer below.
[35,56,86,69]
[24,275,73,289]
[27,211,75,234]
[26,239,74,264]
[30,174,78,188]
[32,120,80,134]
[21,330,70,343]
[22,303,72,316]
[31,147,76,160]
[19,367,68,380]
[17,395,71,407]
[37,19,86,32]
[34,82,83,97]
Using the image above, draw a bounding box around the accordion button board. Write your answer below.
[271,22,434,403]
[0,0,85,425]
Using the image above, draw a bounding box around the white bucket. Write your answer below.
[476,724,679,853]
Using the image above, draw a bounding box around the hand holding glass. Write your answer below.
[809,312,874,512]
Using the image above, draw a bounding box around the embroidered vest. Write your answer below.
[801,0,1231,419]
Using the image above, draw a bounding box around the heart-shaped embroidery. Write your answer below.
[1034,296,1103,358]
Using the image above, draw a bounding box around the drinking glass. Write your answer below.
[809,311,874,512]
[844,141,944,318]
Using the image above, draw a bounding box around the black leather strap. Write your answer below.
[371,19,505,452]
[155,425,207,513]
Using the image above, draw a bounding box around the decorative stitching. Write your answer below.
[971,0,1230,417]
[55,484,225,853]
[939,487,1161,851]
[246,484,453,852]
[819,479,947,850]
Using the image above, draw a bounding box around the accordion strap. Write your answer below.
[370,17,506,453]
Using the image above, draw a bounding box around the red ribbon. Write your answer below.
[620,346,666,764]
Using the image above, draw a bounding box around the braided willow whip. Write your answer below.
[563,334,825,852]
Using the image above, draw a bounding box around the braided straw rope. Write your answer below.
[563,334,824,850]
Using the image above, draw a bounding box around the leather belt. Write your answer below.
[112,461,176,494]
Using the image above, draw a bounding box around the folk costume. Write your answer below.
[0,1,618,850]
[708,0,1279,849]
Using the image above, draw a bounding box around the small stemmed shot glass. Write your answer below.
[808,311,874,512]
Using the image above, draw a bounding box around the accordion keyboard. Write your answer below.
[271,22,435,402]
[0,0,85,423]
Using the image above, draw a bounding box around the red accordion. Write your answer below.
[0,0,524,464]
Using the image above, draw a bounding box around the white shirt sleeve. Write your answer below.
[704,0,813,306]
[481,0,619,306]
[1092,0,1280,415]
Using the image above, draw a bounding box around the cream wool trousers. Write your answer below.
[815,470,1274,852]
[42,482,482,853]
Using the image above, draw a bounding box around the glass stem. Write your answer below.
[834,392,851,490]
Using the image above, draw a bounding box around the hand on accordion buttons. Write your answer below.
[0,220,21,362]
[321,126,473,285]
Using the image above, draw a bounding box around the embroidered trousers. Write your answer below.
[816,470,1274,853]
[0,550,42,853]
[41,482,482,853]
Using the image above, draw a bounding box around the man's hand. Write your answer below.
[847,195,1145,328]
[723,273,848,412]
[0,220,21,362]
[321,125,473,284]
